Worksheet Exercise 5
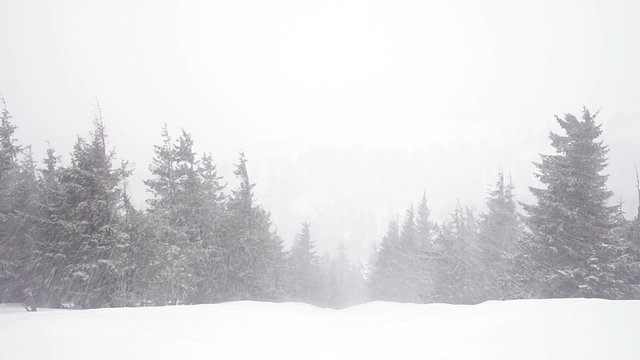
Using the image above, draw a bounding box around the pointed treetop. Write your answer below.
[0,96,21,172]
[232,151,256,209]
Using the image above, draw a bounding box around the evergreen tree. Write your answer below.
[0,96,21,175]
[144,126,228,304]
[323,244,367,308]
[603,173,640,299]
[0,98,35,303]
[286,223,321,303]
[144,126,200,304]
[523,109,618,298]
[369,219,405,301]
[414,193,438,302]
[398,205,422,302]
[145,124,178,219]
[370,204,430,303]
[434,203,481,304]
[194,153,226,303]
[221,152,285,300]
[11,148,38,294]
[415,193,435,250]
[30,146,66,306]
[626,173,640,297]
[171,130,204,303]
[478,170,522,299]
[113,185,154,306]
[34,114,131,308]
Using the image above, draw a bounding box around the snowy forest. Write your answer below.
[1,97,639,310]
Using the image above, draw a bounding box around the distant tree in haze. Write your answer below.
[368,219,405,301]
[397,205,423,302]
[414,193,439,302]
[286,223,321,303]
[433,203,481,304]
[370,196,444,304]
[478,170,522,299]
[321,244,367,308]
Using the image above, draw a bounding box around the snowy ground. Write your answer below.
[1,299,638,360]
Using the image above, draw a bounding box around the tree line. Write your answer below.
[369,109,640,303]
[0,98,638,309]
[0,99,366,309]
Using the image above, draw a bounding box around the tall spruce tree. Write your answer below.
[144,126,202,304]
[414,193,438,302]
[0,98,36,303]
[30,146,66,306]
[194,153,226,303]
[523,109,618,298]
[398,205,422,302]
[222,152,285,300]
[34,114,131,308]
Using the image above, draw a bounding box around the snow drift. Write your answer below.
[1,299,638,360]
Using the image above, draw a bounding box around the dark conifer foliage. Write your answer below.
[29,112,131,308]
[221,152,286,301]
[286,223,321,303]
[434,204,481,304]
[523,109,619,298]
[0,97,35,302]
[478,170,521,299]
[368,109,639,304]
[0,98,639,308]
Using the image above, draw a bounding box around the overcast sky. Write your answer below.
[1,0,640,261]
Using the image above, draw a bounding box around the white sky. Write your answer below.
[2,0,640,261]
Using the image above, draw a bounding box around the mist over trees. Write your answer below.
[0,97,639,309]
[369,109,640,303]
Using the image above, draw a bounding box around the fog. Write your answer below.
[2,0,640,261]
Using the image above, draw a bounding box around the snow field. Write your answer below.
[0,298,638,360]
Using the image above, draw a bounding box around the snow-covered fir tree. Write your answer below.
[397,205,422,302]
[0,98,37,303]
[221,152,285,301]
[286,222,321,303]
[414,193,438,302]
[143,126,223,304]
[32,113,131,308]
[478,170,522,300]
[523,109,619,298]
[193,152,226,303]
[434,203,481,304]
[30,146,66,306]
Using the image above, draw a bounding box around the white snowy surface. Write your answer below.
[0,299,638,360]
